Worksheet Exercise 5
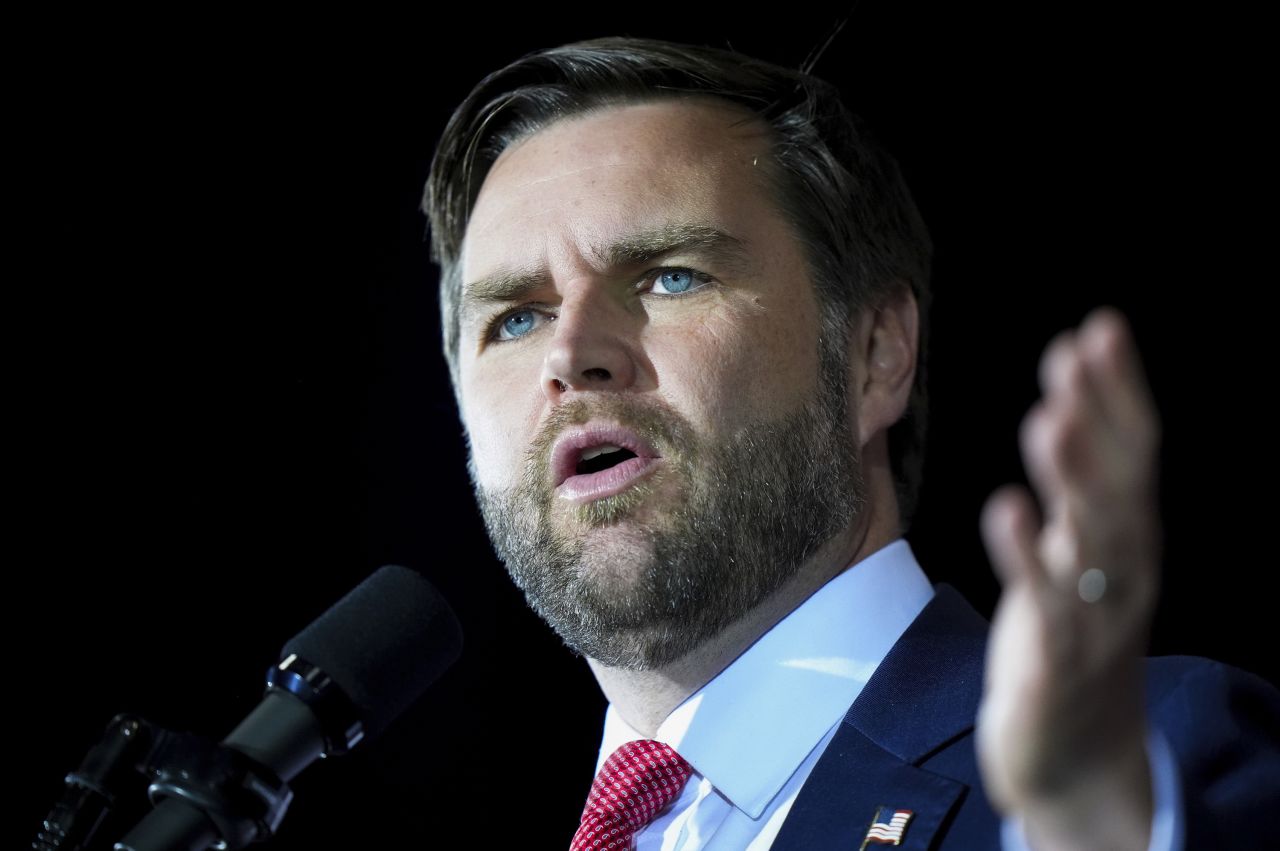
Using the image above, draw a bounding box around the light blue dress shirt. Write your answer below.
[592,537,1183,849]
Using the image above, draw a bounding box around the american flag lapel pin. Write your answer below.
[858,806,914,848]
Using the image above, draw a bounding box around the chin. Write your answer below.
[571,620,705,672]
[569,527,660,586]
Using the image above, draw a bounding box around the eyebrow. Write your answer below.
[459,223,751,323]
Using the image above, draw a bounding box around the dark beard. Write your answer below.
[471,347,864,671]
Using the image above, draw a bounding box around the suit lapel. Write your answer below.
[771,585,991,850]
[770,727,968,849]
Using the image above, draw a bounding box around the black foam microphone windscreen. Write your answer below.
[114,567,464,851]
[281,564,464,743]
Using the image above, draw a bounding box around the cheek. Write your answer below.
[459,360,544,489]
[647,304,819,429]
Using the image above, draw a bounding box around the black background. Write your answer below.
[15,3,1275,848]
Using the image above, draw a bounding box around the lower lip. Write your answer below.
[557,456,660,503]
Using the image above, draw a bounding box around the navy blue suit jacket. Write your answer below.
[770,585,1280,849]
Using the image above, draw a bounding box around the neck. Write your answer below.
[586,501,899,738]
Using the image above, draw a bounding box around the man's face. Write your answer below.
[455,98,865,669]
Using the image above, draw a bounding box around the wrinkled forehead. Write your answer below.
[460,98,779,267]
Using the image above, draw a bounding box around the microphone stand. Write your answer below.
[35,714,151,851]
[33,711,294,851]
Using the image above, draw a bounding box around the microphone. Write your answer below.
[113,565,463,851]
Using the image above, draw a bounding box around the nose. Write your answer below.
[541,286,639,401]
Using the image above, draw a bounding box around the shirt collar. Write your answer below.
[599,537,935,818]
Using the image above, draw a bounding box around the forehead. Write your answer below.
[460,98,780,279]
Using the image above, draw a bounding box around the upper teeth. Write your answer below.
[581,444,623,461]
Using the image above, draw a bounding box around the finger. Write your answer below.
[1018,400,1098,523]
[1077,307,1161,454]
[1016,397,1107,591]
[1024,354,1124,513]
[980,484,1047,591]
[1023,398,1132,588]
[1037,498,1092,589]
[1038,328,1117,476]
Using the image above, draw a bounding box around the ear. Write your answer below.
[852,285,919,450]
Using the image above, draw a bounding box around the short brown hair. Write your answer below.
[423,36,933,531]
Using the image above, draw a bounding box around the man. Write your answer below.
[422,37,1279,848]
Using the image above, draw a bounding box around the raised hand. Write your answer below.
[976,307,1163,850]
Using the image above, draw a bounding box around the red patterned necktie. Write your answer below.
[570,739,694,850]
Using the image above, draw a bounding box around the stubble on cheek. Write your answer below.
[469,355,864,670]
[468,394,708,646]
[478,392,701,574]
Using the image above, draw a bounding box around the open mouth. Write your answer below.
[551,426,661,503]
[575,444,639,475]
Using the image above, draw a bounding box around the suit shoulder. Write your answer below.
[1142,659,1280,844]
[1143,654,1278,709]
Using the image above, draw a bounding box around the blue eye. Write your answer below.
[498,309,540,340]
[651,268,707,295]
